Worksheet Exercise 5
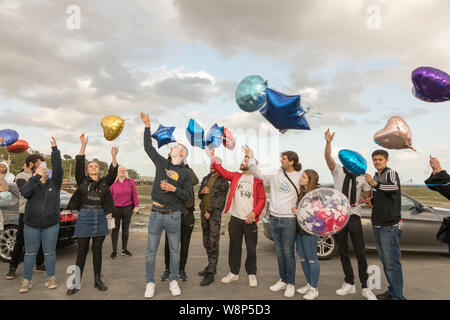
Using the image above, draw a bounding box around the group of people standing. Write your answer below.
[1,113,448,300]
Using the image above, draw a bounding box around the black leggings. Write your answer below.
[75,236,105,278]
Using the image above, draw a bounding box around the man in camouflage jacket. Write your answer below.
[198,160,229,286]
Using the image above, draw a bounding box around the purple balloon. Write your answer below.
[412,67,450,102]
[308,216,326,235]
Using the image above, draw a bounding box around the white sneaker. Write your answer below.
[269,279,287,292]
[169,280,181,296]
[296,283,311,294]
[284,284,295,298]
[336,282,356,296]
[144,282,155,299]
[248,275,257,287]
[362,288,378,300]
[221,272,239,284]
[19,279,32,293]
[303,287,319,300]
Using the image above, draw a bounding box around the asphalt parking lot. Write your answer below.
[0,231,449,300]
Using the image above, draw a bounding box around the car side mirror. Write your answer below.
[412,204,424,214]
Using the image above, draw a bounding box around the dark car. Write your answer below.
[262,192,450,260]
[0,188,77,263]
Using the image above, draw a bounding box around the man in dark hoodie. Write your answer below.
[5,153,46,280]
[18,137,63,294]
[161,161,199,282]
[141,113,193,299]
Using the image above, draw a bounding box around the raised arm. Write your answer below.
[105,147,119,186]
[141,112,165,167]
[243,145,272,184]
[75,133,88,185]
[206,148,235,181]
[324,129,336,172]
[49,137,63,190]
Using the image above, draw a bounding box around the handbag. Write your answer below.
[107,217,116,230]
[436,216,450,244]
[282,170,303,233]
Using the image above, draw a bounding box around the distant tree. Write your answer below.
[64,154,72,160]
[127,168,140,180]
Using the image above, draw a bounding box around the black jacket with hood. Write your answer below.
[20,146,63,228]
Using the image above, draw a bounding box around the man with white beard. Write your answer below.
[140,113,193,299]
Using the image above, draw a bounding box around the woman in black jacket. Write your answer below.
[19,137,63,293]
[66,133,118,295]
[425,156,450,200]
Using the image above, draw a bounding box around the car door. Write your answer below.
[400,195,445,251]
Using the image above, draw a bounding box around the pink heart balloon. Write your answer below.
[374,116,415,151]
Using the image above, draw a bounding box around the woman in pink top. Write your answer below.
[109,166,139,259]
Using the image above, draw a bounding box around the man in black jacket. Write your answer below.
[198,159,229,286]
[141,113,193,299]
[5,154,46,280]
[364,149,406,300]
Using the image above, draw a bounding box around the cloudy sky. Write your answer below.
[0,0,449,183]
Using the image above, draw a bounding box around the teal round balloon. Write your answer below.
[235,75,268,112]
[338,149,367,176]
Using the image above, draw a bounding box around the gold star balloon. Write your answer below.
[101,115,125,141]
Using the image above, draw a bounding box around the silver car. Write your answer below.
[262,192,450,259]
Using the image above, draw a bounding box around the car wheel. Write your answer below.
[317,234,338,260]
[0,225,19,263]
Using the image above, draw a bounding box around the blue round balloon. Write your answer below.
[338,149,367,176]
[235,75,268,112]
[0,129,19,147]
[206,123,224,150]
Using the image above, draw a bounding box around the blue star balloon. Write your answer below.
[151,124,176,148]
[186,119,206,149]
[259,88,310,133]
[338,149,367,176]
[235,75,268,112]
[206,123,224,150]
[0,129,19,147]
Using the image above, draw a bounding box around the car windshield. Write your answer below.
[401,195,417,211]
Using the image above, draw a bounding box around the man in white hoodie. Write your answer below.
[245,145,302,298]
[0,161,15,184]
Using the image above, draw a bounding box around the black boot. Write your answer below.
[200,273,215,286]
[94,273,108,291]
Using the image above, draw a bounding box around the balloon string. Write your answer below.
[351,197,373,207]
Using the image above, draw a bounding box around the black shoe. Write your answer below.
[111,251,117,259]
[94,273,108,291]
[121,250,132,257]
[160,270,170,281]
[66,288,80,296]
[376,291,392,300]
[179,271,188,281]
[35,264,46,272]
[198,268,209,277]
[200,273,214,286]
[5,267,16,280]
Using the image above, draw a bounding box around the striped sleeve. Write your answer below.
[378,169,399,193]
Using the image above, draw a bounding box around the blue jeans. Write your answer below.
[295,234,320,288]
[373,225,406,300]
[23,223,59,281]
[269,216,297,285]
[145,210,181,283]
